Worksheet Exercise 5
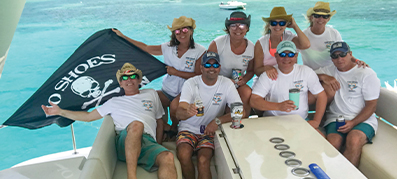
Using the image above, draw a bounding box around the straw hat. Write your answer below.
[167,16,196,31]
[306,1,336,17]
[116,63,142,83]
[225,11,251,28]
[262,7,292,22]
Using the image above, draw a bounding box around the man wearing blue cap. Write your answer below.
[176,51,242,179]
[315,41,380,167]
[250,41,327,135]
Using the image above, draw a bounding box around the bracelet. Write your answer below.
[355,59,359,63]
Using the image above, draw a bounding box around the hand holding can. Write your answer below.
[289,88,300,110]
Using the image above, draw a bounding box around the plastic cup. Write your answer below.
[289,88,300,110]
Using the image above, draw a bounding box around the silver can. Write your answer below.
[232,69,242,88]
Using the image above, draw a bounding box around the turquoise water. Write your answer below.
[1,0,397,170]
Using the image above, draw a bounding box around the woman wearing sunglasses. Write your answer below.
[302,1,365,70]
[207,11,255,118]
[253,7,310,80]
[112,16,206,140]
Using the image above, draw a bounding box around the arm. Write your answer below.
[112,28,162,55]
[176,102,197,120]
[338,99,377,133]
[289,17,311,50]
[253,40,266,76]
[166,53,204,79]
[351,56,369,68]
[41,102,102,122]
[318,74,340,91]
[156,118,164,144]
[308,91,327,128]
[250,94,295,112]
[203,113,233,136]
[207,41,218,53]
[253,40,278,80]
[237,60,255,86]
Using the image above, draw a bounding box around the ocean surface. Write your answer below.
[1,0,397,170]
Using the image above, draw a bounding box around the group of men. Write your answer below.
[42,41,380,178]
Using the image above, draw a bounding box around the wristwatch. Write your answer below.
[215,118,221,125]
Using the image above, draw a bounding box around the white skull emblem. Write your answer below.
[71,76,101,98]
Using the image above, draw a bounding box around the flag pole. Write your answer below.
[71,124,78,154]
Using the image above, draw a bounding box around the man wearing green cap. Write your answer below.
[41,63,177,179]
[251,41,327,135]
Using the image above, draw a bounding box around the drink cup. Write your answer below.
[289,88,300,110]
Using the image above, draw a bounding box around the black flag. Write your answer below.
[3,29,167,129]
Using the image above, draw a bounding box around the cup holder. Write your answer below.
[269,137,284,143]
[279,151,295,158]
[291,167,310,177]
[285,159,302,167]
[274,144,290,150]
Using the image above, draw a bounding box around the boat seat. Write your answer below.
[79,115,183,179]
[359,88,397,179]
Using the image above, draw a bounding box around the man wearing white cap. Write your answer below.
[250,41,327,134]
[42,63,177,179]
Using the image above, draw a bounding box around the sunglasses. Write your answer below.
[313,14,330,19]
[203,63,220,68]
[121,74,138,81]
[270,21,287,26]
[330,51,348,59]
[175,27,190,35]
[229,23,248,30]
[279,52,295,58]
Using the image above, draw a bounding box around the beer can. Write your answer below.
[336,115,345,130]
[232,69,242,88]
[196,100,204,117]
[200,125,206,134]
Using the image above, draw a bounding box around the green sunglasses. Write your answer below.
[121,74,138,81]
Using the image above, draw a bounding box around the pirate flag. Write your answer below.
[3,29,167,129]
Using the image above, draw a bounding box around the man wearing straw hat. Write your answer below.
[42,63,177,179]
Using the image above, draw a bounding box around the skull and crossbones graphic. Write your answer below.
[71,76,120,109]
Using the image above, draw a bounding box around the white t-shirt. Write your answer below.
[252,64,324,119]
[315,65,380,132]
[179,75,242,134]
[161,42,206,97]
[96,89,164,140]
[214,35,254,78]
[301,26,342,70]
[258,30,296,66]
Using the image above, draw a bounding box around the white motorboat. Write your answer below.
[1,0,397,179]
[385,79,397,93]
[219,1,246,10]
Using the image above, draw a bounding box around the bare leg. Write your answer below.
[177,143,195,179]
[326,133,344,151]
[125,121,144,179]
[237,84,252,118]
[170,95,181,132]
[157,90,171,108]
[156,151,177,179]
[197,148,213,179]
[343,130,367,167]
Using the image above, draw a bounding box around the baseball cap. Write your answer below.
[330,41,350,54]
[277,41,297,53]
[202,51,220,65]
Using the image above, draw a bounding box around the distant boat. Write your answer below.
[219,1,246,10]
